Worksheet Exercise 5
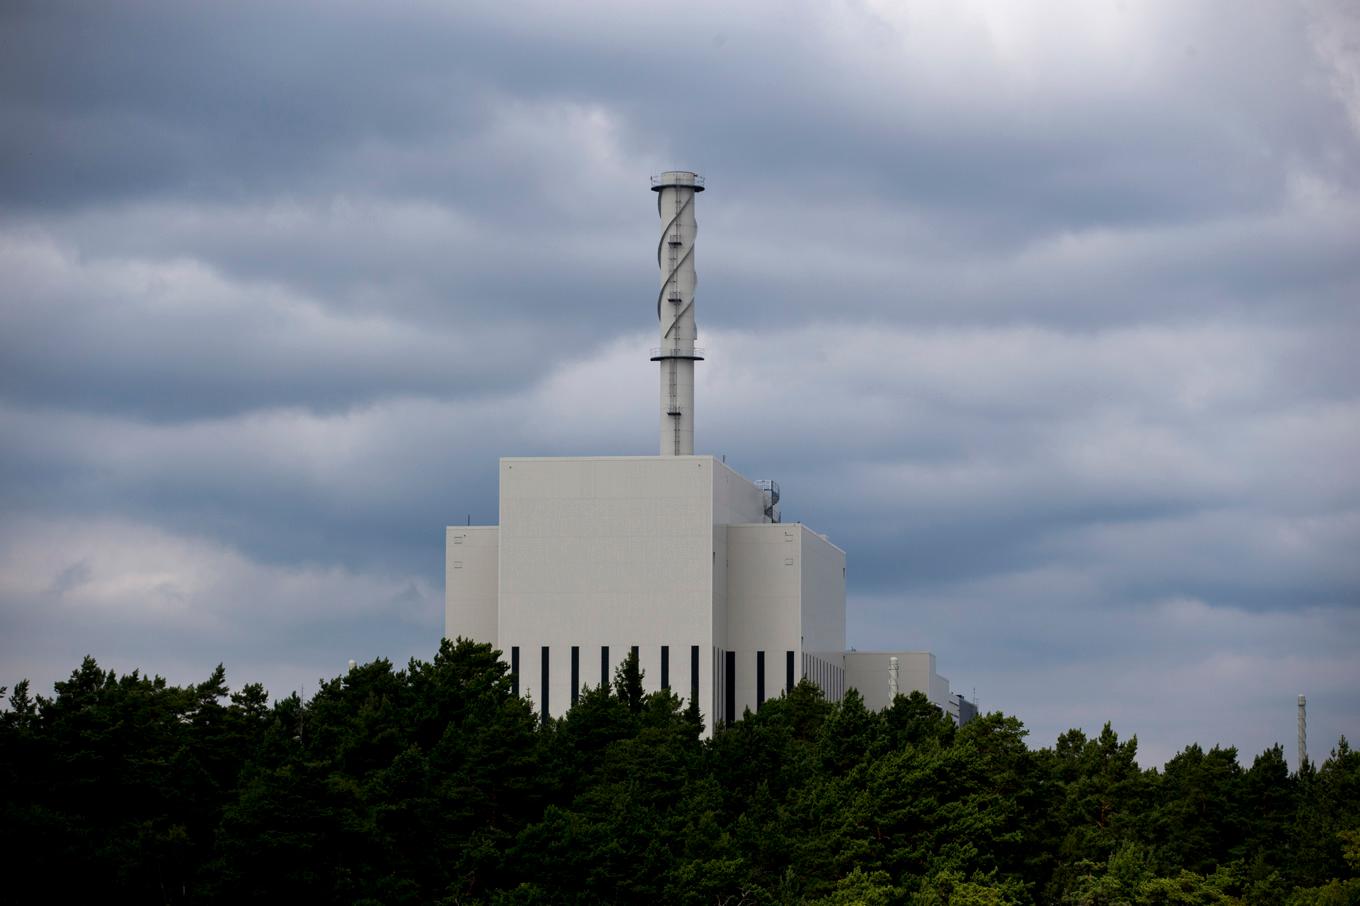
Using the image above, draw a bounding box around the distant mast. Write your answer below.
[1298,694,1308,772]
[651,171,705,456]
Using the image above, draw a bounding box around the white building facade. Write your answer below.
[444,172,965,732]
[446,455,851,733]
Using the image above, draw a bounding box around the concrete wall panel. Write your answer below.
[444,526,499,645]
[845,651,950,713]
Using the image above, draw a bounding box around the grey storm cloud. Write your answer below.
[0,0,1357,766]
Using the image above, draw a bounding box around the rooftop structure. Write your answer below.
[445,172,960,732]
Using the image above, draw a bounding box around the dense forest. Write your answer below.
[0,639,1355,905]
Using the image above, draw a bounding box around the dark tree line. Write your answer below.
[1,639,1356,905]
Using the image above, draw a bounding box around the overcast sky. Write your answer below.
[2,0,1357,767]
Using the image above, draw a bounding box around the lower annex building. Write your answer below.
[444,172,971,734]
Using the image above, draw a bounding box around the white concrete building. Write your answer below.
[448,455,847,732]
[444,172,964,732]
[845,651,950,715]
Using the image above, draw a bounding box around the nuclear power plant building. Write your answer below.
[445,172,961,734]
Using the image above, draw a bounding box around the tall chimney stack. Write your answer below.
[650,171,705,456]
[1298,693,1308,772]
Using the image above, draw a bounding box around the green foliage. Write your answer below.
[1134,867,1243,906]
[1153,744,1248,875]
[808,866,900,905]
[915,869,1029,906]
[1285,878,1360,906]
[1,646,1356,903]
[1292,739,1360,888]
[612,646,646,713]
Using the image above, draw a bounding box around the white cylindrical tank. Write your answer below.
[651,171,705,456]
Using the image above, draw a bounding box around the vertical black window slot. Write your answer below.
[511,646,520,697]
[661,645,670,690]
[716,648,722,723]
[724,650,736,727]
[571,645,580,706]
[541,646,550,723]
[601,646,610,688]
[756,650,766,711]
[690,645,700,709]
[786,650,795,694]
[714,648,721,724]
